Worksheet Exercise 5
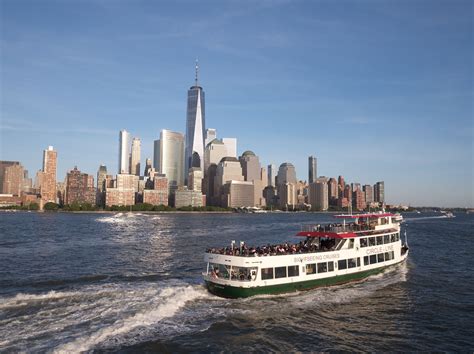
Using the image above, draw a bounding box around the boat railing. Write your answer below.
[300,223,375,234]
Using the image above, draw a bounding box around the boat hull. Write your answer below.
[205,259,405,299]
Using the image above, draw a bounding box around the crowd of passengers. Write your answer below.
[206,238,337,257]
[312,223,376,232]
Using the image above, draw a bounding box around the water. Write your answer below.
[0,212,473,352]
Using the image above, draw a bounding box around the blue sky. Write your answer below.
[1,0,472,207]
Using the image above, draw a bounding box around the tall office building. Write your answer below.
[277,163,297,208]
[267,164,276,187]
[308,156,317,184]
[309,177,328,211]
[374,181,385,204]
[185,61,205,180]
[118,130,131,174]
[0,161,21,194]
[363,184,373,204]
[239,151,266,207]
[277,162,297,186]
[40,146,57,205]
[144,158,152,177]
[96,165,107,207]
[158,130,185,191]
[204,139,227,172]
[130,137,141,176]
[222,138,237,158]
[153,139,160,171]
[328,177,338,205]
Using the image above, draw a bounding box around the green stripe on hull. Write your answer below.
[205,265,394,298]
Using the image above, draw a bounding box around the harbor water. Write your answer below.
[0,212,473,351]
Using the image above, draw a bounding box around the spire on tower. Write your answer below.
[195,59,199,87]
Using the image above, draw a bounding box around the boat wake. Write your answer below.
[0,281,221,352]
[404,215,448,222]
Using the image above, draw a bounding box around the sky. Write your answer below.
[0,0,472,207]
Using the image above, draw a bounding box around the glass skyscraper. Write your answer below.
[308,156,317,184]
[185,62,205,183]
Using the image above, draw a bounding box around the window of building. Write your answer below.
[288,265,299,277]
[364,256,369,266]
[378,253,385,263]
[384,235,390,244]
[369,255,377,264]
[306,263,316,275]
[376,236,383,245]
[348,258,357,268]
[317,262,328,273]
[328,262,334,272]
[369,237,376,246]
[338,259,347,270]
[261,267,273,280]
[275,266,287,279]
[360,238,367,248]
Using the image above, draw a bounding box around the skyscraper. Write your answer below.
[40,146,57,206]
[118,130,131,174]
[158,129,185,191]
[374,181,385,204]
[153,139,160,171]
[185,61,205,181]
[96,165,107,207]
[144,158,152,177]
[65,167,95,205]
[267,164,276,187]
[308,156,317,184]
[204,128,216,147]
[130,137,141,176]
[277,163,297,209]
[2,163,23,196]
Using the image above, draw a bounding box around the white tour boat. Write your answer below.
[203,212,409,298]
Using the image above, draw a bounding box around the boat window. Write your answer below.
[288,265,299,277]
[369,255,377,264]
[275,266,287,279]
[209,263,230,279]
[357,257,361,267]
[348,258,357,268]
[261,267,274,280]
[396,233,400,241]
[385,252,392,261]
[378,253,385,262]
[376,236,383,245]
[328,262,334,272]
[369,237,376,246]
[230,266,257,281]
[360,238,367,248]
[348,239,354,249]
[317,262,327,273]
[390,234,396,243]
[384,235,390,244]
[364,256,369,266]
[391,251,395,259]
[306,263,316,275]
[338,259,347,270]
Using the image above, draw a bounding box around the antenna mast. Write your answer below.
[195,59,199,87]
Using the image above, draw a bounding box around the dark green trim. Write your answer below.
[205,264,397,298]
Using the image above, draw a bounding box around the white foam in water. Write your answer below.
[55,285,206,353]
[0,290,83,310]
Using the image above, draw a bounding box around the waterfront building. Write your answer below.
[22,170,33,194]
[185,61,205,180]
[354,189,366,211]
[40,146,57,206]
[344,184,352,203]
[308,156,317,184]
[144,158,152,177]
[338,197,349,208]
[222,138,237,158]
[188,167,203,192]
[174,187,204,208]
[328,177,338,205]
[96,165,107,207]
[374,181,385,204]
[267,164,276,187]
[221,180,254,208]
[0,161,20,193]
[204,164,218,205]
[130,137,141,176]
[309,177,328,211]
[2,163,24,196]
[158,129,185,191]
[263,185,277,207]
[65,167,95,205]
[118,130,131,174]
[143,174,168,206]
[205,128,217,147]
[105,174,137,207]
[363,184,374,205]
[351,183,361,193]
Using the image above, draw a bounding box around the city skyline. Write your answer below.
[1,1,472,207]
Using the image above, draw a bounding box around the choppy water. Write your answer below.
[0,212,473,352]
